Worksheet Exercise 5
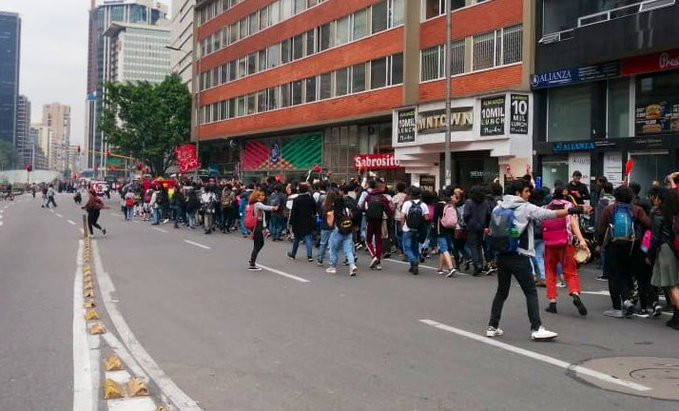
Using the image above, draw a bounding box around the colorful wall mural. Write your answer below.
[241,133,323,172]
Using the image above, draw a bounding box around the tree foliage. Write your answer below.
[99,73,191,176]
[0,140,19,170]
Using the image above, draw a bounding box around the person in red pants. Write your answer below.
[542,185,589,316]
[363,179,393,270]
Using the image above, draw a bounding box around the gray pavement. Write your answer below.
[1,193,678,410]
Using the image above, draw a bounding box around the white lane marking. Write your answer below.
[50,209,55,213]
[581,291,611,296]
[56,213,64,218]
[133,221,140,224]
[109,213,119,217]
[385,258,469,276]
[153,227,169,234]
[73,240,96,411]
[257,263,310,283]
[419,319,651,392]
[184,239,211,250]
[0,221,3,227]
[108,396,157,411]
[91,241,201,410]
[68,220,76,225]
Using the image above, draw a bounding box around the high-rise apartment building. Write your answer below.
[28,126,48,170]
[15,95,30,167]
[194,0,534,188]
[0,11,21,148]
[170,0,195,89]
[104,21,171,84]
[43,103,71,172]
[85,0,169,170]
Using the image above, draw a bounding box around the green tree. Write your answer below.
[0,140,19,170]
[99,73,192,176]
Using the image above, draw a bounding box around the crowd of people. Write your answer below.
[80,168,679,340]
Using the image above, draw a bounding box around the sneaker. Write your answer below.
[572,295,587,316]
[623,300,635,317]
[652,303,663,318]
[286,252,295,260]
[316,260,324,267]
[411,265,419,275]
[556,281,566,288]
[307,257,313,263]
[634,309,650,319]
[326,266,337,274]
[531,326,558,341]
[485,267,497,276]
[375,264,382,271]
[545,302,557,313]
[603,309,624,318]
[350,265,358,276]
[486,326,504,338]
[535,279,546,287]
[446,268,458,278]
[369,257,379,269]
[437,269,445,276]
[102,228,107,236]
[248,265,263,271]
[343,259,349,266]
[595,275,609,282]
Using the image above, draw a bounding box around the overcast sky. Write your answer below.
[2,0,170,146]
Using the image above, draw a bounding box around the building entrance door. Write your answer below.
[454,152,498,190]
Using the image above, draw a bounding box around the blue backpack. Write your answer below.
[611,204,635,241]
[489,207,520,253]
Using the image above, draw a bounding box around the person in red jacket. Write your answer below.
[83,188,107,237]
[363,179,394,270]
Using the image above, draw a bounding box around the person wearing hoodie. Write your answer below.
[363,179,394,270]
[464,185,492,276]
[486,179,590,342]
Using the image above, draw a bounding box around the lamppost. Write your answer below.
[444,0,453,188]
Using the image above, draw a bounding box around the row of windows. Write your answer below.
[200,54,403,124]
[420,24,522,81]
[199,1,403,91]
[199,0,325,27]
[200,0,403,60]
[423,0,490,20]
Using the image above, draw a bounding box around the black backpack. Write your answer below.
[366,194,384,220]
[406,200,424,229]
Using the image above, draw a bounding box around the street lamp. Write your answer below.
[444,0,452,188]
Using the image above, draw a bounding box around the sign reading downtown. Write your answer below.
[417,107,473,134]
[531,62,620,89]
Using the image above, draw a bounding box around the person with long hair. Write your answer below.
[326,193,358,276]
[464,185,492,276]
[248,190,278,271]
[317,191,337,266]
[649,187,679,329]
[433,188,458,277]
[83,188,107,237]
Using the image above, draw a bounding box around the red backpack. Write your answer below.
[542,201,569,248]
[244,204,257,231]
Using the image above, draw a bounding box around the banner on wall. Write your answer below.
[353,153,402,170]
[241,133,323,172]
[480,96,506,136]
[568,153,591,186]
[396,108,416,143]
[603,152,623,187]
[510,94,529,134]
[175,144,200,173]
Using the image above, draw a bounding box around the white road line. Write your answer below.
[257,263,311,283]
[133,221,140,224]
[0,221,3,227]
[50,209,54,213]
[184,239,211,250]
[581,291,611,296]
[68,220,76,225]
[73,240,96,411]
[419,319,651,393]
[153,227,169,233]
[56,213,63,218]
[91,241,201,410]
[384,258,469,276]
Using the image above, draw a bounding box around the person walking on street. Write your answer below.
[317,190,336,266]
[326,192,358,276]
[464,186,492,276]
[486,179,590,341]
[433,188,459,278]
[124,190,136,221]
[287,183,317,262]
[246,190,278,271]
[364,180,393,270]
[83,189,107,237]
[46,184,57,208]
[401,187,429,275]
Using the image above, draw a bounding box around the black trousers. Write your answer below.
[489,253,542,331]
[87,210,103,235]
[249,222,265,265]
[467,230,485,270]
[606,242,635,310]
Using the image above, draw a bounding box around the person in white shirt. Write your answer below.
[400,187,429,275]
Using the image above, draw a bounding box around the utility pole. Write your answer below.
[444,0,452,188]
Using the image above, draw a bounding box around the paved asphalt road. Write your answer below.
[1,193,678,410]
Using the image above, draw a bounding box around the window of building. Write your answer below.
[320,72,332,99]
[220,101,228,120]
[281,39,291,64]
[306,29,316,56]
[222,28,230,46]
[228,98,236,118]
[450,39,465,75]
[391,53,404,84]
[267,87,278,110]
[282,0,293,20]
[221,64,228,83]
[548,84,592,142]
[257,90,267,112]
[259,7,268,30]
[292,34,305,60]
[353,9,368,40]
[270,1,281,25]
[635,70,679,136]
[371,57,387,89]
[267,44,280,68]
[319,22,333,51]
[294,0,306,13]
[421,46,442,81]
[212,67,220,86]
[608,78,630,138]
[292,80,303,105]
[228,60,237,81]
[473,32,494,71]
[424,0,443,19]
[306,77,317,102]
[238,57,247,78]
[336,67,349,96]
[336,16,350,45]
[247,53,256,75]
[280,83,291,107]
[391,0,405,26]
[237,96,245,116]
[502,25,522,65]
[372,1,388,33]
[247,93,256,114]
[352,63,366,92]
[239,17,248,38]
[249,12,259,34]
[258,50,267,71]
[229,22,238,43]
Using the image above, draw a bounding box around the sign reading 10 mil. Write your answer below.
[480,96,505,136]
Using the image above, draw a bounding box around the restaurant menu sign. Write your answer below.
[635,101,679,135]
[417,107,473,134]
[510,94,529,134]
[396,108,416,143]
[480,96,505,136]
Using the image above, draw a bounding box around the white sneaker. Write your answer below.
[350,265,358,276]
[531,326,558,341]
[325,266,337,274]
[486,326,503,337]
[369,257,378,269]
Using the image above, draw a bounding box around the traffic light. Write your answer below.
[77,145,81,154]
[26,164,32,172]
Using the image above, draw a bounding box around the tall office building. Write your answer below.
[84,0,169,170]
[42,103,71,172]
[28,126,48,170]
[0,11,21,148]
[104,21,171,84]
[170,0,195,90]
[15,95,30,167]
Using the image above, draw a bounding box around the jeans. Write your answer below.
[402,230,420,265]
[125,206,134,220]
[366,220,384,261]
[533,239,546,280]
[151,208,160,224]
[394,220,404,253]
[270,214,286,240]
[46,196,57,208]
[329,230,355,267]
[249,222,264,265]
[291,233,313,258]
[489,253,542,331]
[186,210,196,228]
[317,229,332,263]
[436,235,453,254]
[467,230,485,270]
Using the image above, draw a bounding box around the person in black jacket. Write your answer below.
[464,185,492,276]
[287,183,318,262]
[566,170,590,205]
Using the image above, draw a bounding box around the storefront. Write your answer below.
[532,49,679,195]
[392,92,533,191]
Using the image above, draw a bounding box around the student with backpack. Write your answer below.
[245,190,278,271]
[326,192,358,276]
[400,187,429,275]
[433,188,459,278]
[486,179,590,342]
[364,180,393,270]
[542,185,589,316]
[596,185,652,318]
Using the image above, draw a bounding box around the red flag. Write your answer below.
[625,159,635,176]
[175,144,200,173]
